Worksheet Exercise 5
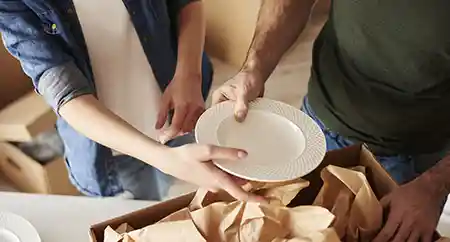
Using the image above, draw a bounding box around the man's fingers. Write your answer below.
[234,87,249,122]
[392,222,412,242]
[155,96,172,129]
[199,145,247,161]
[211,90,225,105]
[212,85,237,105]
[373,213,402,242]
[420,231,433,242]
[406,230,420,242]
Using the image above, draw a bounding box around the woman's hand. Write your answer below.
[158,143,266,203]
[155,74,205,143]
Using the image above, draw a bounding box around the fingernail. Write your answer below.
[159,135,169,144]
[235,111,245,122]
[237,151,248,158]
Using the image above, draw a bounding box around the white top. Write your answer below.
[0,192,153,242]
[73,0,164,140]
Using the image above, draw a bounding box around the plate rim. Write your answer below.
[0,212,41,242]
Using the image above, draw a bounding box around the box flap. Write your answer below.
[359,145,398,198]
[0,92,56,142]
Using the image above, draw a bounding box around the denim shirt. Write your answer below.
[0,0,213,196]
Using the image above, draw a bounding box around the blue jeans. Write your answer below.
[302,98,448,185]
[103,134,195,200]
[57,114,196,201]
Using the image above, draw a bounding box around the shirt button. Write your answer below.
[67,8,74,14]
[143,36,149,42]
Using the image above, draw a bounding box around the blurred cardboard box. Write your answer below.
[0,91,79,195]
[0,142,78,195]
[0,92,56,142]
[89,145,400,242]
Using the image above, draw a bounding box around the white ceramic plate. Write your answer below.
[195,98,326,182]
[0,212,41,242]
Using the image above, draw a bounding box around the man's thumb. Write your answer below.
[234,92,249,122]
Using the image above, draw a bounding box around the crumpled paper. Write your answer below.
[313,165,382,242]
[104,165,449,242]
[105,178,341,242]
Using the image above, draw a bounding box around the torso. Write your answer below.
[308,0,450,154]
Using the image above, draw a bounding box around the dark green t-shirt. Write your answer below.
[308,0,450,154]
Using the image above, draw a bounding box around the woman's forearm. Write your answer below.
[58,95,168,167]
[174,1,205,79]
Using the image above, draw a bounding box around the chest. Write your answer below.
[329,0,450,91]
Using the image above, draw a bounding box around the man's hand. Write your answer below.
[211,71,265,122]
[159,143,266,203]
[156,75,204,143]
[373,175,446,242]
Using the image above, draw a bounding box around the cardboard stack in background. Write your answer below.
[0,44,79,195]
[204,0,331,67]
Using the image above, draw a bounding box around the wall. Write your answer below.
[204,0,331,67]
[204,0,261,67]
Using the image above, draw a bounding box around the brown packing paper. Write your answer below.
[156,202,337,242]
[105,178,341,242]
[313,165,382,242]
[268,228,341,242]
[105,219,206,242]
[116,223,135,234]
[188,178,310,211]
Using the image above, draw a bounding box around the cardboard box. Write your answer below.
[0,42,33,110]
[89,145,398,242]
[0,142,79,195]
[0,92,56,142]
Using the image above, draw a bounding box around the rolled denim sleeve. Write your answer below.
[0,1,94,112]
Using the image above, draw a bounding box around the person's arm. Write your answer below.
[156,0,206,141]
[372,155,450,242]
[0,0,167,164]
[420,157,450,195]
[0,1,92,111]
[211,0,316,120]
[243,0,316,83]
[0,1,265,202]
[174,0,204,80]
[59,95,168,166]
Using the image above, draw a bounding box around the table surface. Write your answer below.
[1,191,450,241]
[0,192,155,242]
